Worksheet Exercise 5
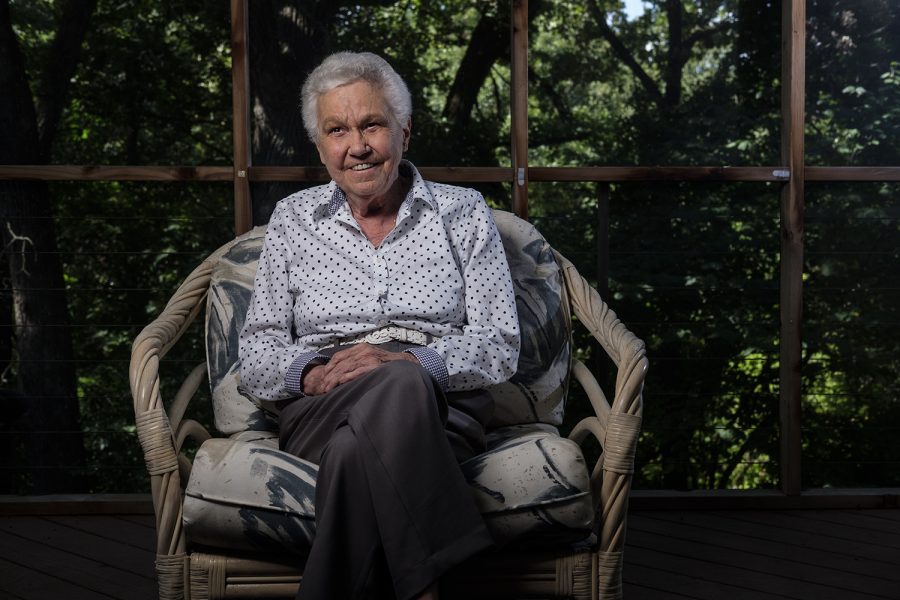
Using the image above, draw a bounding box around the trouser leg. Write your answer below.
[295,425,390,599]
[280,360,493,600]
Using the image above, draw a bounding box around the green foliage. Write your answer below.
[5,0,898,492]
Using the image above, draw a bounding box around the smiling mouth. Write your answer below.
[350,163,377,171]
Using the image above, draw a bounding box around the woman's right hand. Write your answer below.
[301,343,420,395]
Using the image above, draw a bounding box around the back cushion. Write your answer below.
[205,211,571,434]
[488,211,571,427]
[205,227,272,435]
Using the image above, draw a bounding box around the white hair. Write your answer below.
[301,52,412,143]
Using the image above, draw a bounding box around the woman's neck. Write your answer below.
[348,174,411,246]
[347,173,411,220]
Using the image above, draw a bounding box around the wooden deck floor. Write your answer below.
[1,509,898,599]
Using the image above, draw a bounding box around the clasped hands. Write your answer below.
[302,343,420,396]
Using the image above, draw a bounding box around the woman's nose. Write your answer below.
[349,129,369,155]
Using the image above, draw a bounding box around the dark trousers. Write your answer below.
[279,357,494,600]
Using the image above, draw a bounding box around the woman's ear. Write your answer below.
[402,118,412,152]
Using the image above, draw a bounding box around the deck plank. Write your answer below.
[628,512,900,582]
[642,510,897,565]
[45,515,157,553]
[0,555,116,600]
[2,509,899,599]
[0,523,156,600]
[626,526,897,598]
[795,509,900,534]
[624,543,887,600]
[709,510,900,550]
[1,516,155,580]
[623,559,798,600]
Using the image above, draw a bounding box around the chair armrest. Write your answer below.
[129,257,215,557]
[554,250,648,556]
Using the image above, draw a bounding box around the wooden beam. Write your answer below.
[805,166,900,181]
[779,0,805,497]
[248,166,515,183]
[230,0,252,235]
[0,494,154,515]
[0,165,232,181]
[4,165,900,184]
[2,489,897,516]
[510,0,529,219]
[529,166,789,182]
[630,489,900,511]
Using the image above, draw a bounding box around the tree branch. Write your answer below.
[684,19,732,51]
[442,7,508,126]
[587,0,663,105]
[529,65,572,120]
[34,0,97,160]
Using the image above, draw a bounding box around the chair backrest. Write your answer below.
[204,210,571,435]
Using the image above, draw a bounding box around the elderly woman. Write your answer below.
[239,52,520,600]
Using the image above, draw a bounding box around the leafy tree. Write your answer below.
[2,0,897,493]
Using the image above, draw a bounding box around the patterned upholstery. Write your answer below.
[187,209,591,552]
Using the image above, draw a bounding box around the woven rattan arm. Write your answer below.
[554,250,647,599]
[129,257,217,599]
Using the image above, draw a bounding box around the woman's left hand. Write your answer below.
[304,344,420,395]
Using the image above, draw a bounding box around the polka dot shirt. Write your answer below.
[239,160,520,400]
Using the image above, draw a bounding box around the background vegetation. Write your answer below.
[1,0,897,494]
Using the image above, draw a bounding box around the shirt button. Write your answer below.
[377,318,387,326]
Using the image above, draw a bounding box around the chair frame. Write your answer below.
[130,232,647,600]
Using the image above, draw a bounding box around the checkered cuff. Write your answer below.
[285,351,330,396]
[405,347,449,391]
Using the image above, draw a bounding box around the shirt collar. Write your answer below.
[321,160,437,219]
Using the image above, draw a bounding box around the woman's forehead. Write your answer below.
[318,81,390,120]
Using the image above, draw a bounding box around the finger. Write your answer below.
[333,343,376,357]
[335,363,381,385]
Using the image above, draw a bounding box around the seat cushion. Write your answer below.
[183,425,593,553]
[183,432,317,553]
[204,210,571,435]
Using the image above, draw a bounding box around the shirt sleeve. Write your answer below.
[429,195,520,391]
[239,202,320,400]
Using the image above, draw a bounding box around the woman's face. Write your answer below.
[315,80,411,207]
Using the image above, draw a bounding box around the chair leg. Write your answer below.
[156,553,188,600]
[560,553,597,600]
[596,550,623,600]
[190,553,226,600]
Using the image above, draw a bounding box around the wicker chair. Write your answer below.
[129,210,646,600]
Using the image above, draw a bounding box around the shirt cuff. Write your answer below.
[405,347,449,391]
[285,351,330,396]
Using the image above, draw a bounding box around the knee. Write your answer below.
[370,360,446,422]
[321,425,359,468]
[379,359,432,391]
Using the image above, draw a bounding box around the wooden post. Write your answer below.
[594,183,611,378]
[779,0,805,496]
[231,0,252,235]
[510,0,529,220]
[596,183,611,301]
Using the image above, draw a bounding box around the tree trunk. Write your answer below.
[247,0,332,224]
[443,8,509,127]
[1,0,91,493]
[664,0,684,107]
